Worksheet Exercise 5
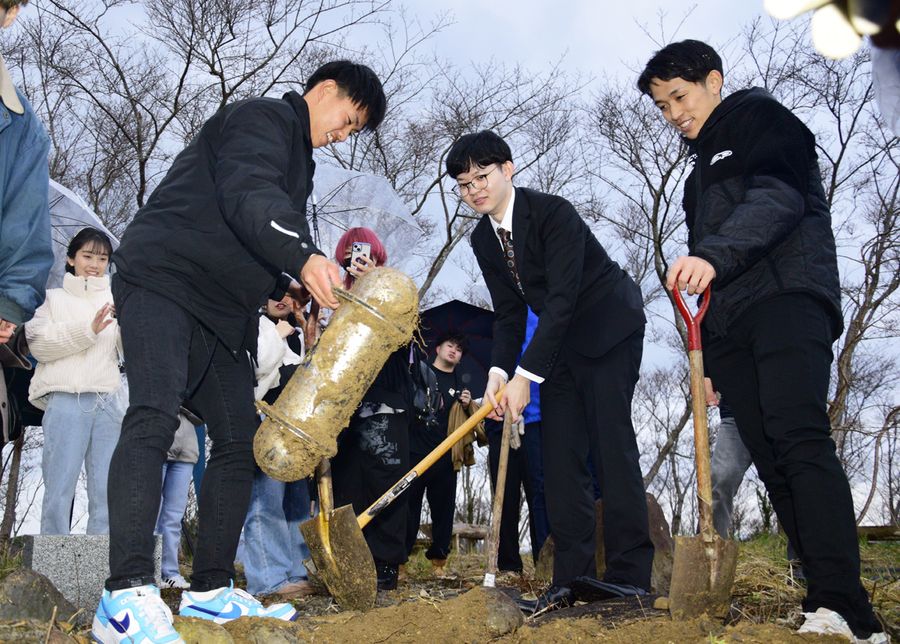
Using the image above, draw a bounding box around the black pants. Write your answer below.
[541,329,653,588]
[705,294,879,637]
[405,452,457,560]
[331,412,409,565]
[107,276,258,591]
[487,421,537,572]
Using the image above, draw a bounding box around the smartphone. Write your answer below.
[351,242,372,267]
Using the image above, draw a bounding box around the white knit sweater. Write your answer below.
[26,273,123,409]
[254,316,302,401]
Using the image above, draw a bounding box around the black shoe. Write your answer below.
[515,584,575,614]
[376,562,398,591]
[571,577,648,602]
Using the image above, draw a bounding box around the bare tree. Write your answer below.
[2,0,394,233]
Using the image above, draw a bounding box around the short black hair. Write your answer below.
[65,227,113,274]
[433,331,468,356]
[445,130,513,178]
[304,60,386,132]
[637,39,723,97]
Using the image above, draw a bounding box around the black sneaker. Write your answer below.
[376,562,398,591]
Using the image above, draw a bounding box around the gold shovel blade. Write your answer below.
[668,534,739,619]
[300,504,377,612]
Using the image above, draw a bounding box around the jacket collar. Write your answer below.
[0,53,24,115]
[689,87,775,148]
[63,272,111,297]
[282,90,313,149]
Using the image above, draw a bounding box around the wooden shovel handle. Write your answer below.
[484,414,513,587]
[315,457,334,552]
[357,386,504,530]
[688,350,714,542]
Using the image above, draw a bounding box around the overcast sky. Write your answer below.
[387,1,769,84]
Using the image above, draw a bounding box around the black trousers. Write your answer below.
[331,412,409,566]
[487,422,538,572]
[540,329,653,588]
[705,294,879,637]
[404,452,457,561]
[107,276,258,591]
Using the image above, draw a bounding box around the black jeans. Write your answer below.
[705,293,880,638]
[106,276,258,591]
[405,452,457,561]
[331,412,409,565]
[540,329,653,589]
[487,420,537,572]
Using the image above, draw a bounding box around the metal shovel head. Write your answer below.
[668,534,739,619]
[300,503,377,612]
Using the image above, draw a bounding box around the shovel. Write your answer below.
[357,386,503,529]
[483,414,513,588]
[668,287,739,619]
[303,389,502,611]
[300,458,377,612]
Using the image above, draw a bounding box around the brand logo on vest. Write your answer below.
[710,150,733,166]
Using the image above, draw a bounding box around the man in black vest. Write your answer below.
[404,332,470,576]
[447,131,653,612]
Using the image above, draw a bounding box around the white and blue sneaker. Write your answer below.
[178,581,296,624]
[92,584,184,643]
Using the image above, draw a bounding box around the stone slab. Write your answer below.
[21,534,162,609]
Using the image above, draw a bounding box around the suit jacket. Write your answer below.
[472,187,645,380]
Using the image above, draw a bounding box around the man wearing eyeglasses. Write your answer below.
[447,131,652,613]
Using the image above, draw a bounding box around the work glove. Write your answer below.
[507,416,525,451]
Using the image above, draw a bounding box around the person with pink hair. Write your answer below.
[329,227,412,592]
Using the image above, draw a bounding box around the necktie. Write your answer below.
[497,227,522,293]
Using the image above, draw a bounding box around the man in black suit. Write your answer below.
[447,131,653,612]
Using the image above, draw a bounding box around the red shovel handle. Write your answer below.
[672,286,711,351]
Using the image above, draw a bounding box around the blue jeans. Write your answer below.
[41,390,124,534]
[710,414,753,539]
[239,469,310,595]
[155,461,194,578]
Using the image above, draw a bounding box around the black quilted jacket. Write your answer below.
[114,92,323,353]
[683,87,843,341]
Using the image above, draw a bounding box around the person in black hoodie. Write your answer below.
[93,61,386,643]
[638,41,884,642]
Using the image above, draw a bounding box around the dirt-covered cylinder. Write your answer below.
[254,267,419,481]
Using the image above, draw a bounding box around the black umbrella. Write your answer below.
[419,300,494,397]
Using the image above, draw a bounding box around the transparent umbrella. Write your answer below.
[47,180,118,289]
[308,166,422,272]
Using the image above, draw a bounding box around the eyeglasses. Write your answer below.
[453,165,499,196]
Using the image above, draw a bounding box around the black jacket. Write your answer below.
[684,88,842,340]
[472,187,645,379]
[113,92,323,353]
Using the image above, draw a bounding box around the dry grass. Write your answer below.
[730,534,899,638]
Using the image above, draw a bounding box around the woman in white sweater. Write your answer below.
[26,227,125,534]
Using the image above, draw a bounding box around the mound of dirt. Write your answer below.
[301,586,523,642]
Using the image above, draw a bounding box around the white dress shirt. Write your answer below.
[486,189,544,385]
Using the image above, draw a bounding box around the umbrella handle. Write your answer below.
[672,285,711,351]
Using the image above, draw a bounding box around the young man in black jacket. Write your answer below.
[92,61,386,644]
[448,131,653,613]
[639,40,884,642]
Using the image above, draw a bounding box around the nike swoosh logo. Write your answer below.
[110,614,131,633]
[186,603,243,620]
